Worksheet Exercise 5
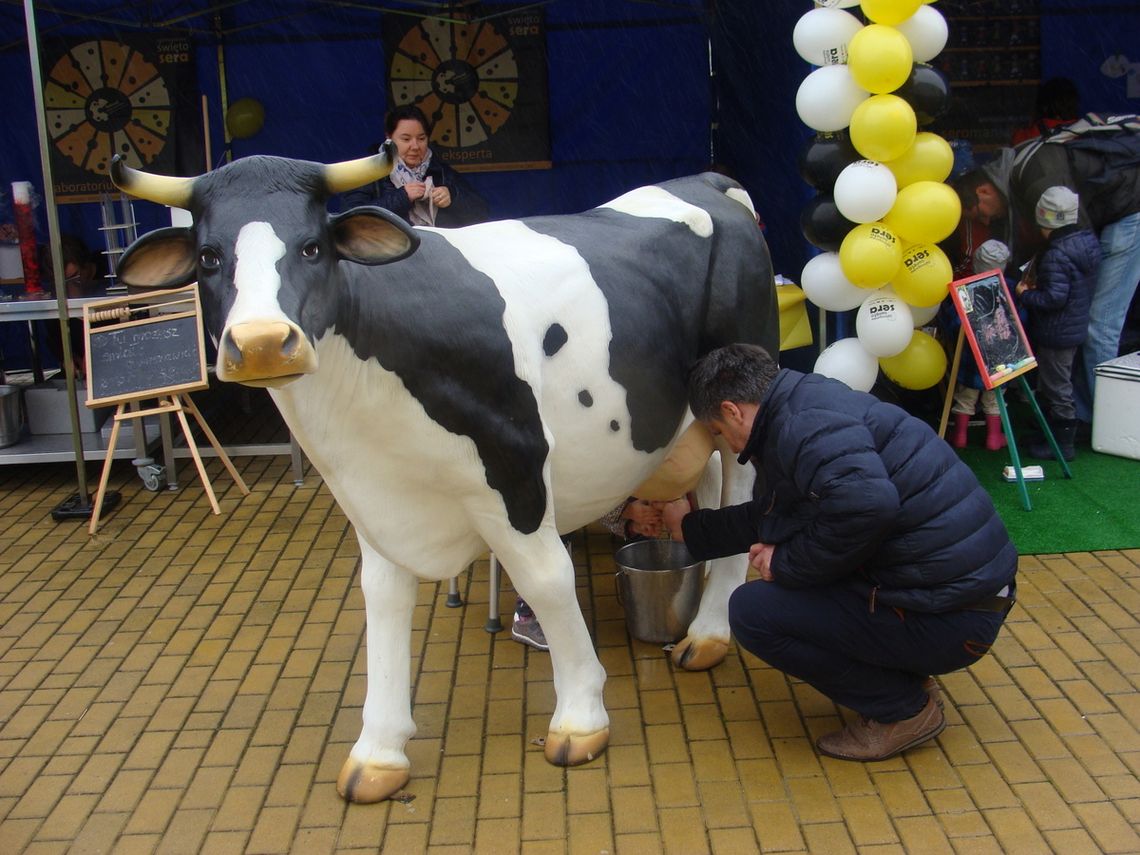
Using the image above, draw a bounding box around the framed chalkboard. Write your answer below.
[83,285,209,407]
[949,269,1036,390]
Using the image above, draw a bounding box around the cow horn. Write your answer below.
[325,141,395,194]
[109,155,195,207]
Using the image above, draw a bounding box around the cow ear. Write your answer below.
[331,207,420,265]
[118,227,198,288]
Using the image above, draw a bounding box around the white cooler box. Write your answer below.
[1092,351,1140,460]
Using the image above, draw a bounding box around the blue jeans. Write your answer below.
[1075,211,1140,423]
[728,581,1008,722]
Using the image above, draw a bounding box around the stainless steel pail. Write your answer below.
[614,540,703,643]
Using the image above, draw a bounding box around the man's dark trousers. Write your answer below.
[728,580,1009,722]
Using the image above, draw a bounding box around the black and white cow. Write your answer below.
[110,148,778,803]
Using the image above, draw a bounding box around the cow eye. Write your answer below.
[199,247,221,270]
[301,241,320,260]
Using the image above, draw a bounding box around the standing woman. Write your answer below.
[344,104,487,227]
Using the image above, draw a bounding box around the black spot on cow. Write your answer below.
[332,233,549,534]
[578,390,593,407]
[523,175,777,453]
[610,420,620,432]
[543,324,567,356]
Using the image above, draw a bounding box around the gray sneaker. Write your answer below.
[511,611,549,651]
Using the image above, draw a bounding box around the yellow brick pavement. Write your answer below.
[0,456,1137,853]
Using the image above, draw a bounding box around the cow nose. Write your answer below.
[221,320,316,385]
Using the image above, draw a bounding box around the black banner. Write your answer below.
[41,35,202,203]
[383,9,551,172]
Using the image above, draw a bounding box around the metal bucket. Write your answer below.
[0,385,21,449]
[614,540,703,643]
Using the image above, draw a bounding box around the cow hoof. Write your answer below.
[544,728,609,766]
[336,759,410,803]
[671,636,729,671]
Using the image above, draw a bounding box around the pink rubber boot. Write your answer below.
[985,414,1007,451]
[951,413,970,449]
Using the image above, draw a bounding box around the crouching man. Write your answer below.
[663,344,1017,761]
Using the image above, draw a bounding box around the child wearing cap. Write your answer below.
[1014,186,1100,461]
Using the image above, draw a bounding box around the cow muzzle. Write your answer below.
[218,321,317,387]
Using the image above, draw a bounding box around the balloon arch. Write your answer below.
[793,0,957,393]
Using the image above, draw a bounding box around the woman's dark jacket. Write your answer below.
[341,157,488,227]
[681,370,1017,613]
[1018,225,1099,348]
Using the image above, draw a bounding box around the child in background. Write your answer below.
[1015,186,1099,461]
[947,239,1012,451]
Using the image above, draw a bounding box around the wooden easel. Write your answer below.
[90,393,249,534]
[83,285,249,534]
[940,271,1074,511]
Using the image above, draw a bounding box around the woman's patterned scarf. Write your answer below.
[389,148,436,226]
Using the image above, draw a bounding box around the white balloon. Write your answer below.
[814,337,880,392]
[895,5,949,63]
[909,301,941,326]
[873,285,939,325]
[833,160,898,224]
[856,292,915,357]
[813,0,861,7]
[795,65,870,133]
[793,8,863,66]
[801,252,869,312]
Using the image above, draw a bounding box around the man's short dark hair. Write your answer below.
[688,344,779,422]
[954,169,994,210]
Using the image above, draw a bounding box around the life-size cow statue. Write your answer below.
[110,146,778,803]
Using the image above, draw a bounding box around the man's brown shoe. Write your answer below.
[923,677,943,710]
[816,695,945,761]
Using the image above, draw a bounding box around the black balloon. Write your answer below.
[897,63,952,126]
[800,193,856,252]
[797,132,861,192]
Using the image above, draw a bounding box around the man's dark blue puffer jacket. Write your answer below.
[682,370,1018,613]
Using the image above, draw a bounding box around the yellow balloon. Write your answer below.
[226,97,265,139]
[849,95,917,163]
[883,132,954,187]
[862,0,924,26]
[848,25,914,95]
[883,180,961,244]
[839,222,903,288]
[879,329,947,390]
[891,243,953,307]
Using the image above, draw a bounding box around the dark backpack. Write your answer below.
[1013,112,1140,190]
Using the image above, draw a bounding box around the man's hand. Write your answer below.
[661,497,690,542]
[748,542,776,582]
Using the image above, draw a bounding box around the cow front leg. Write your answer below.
[672,444,753,671]
[493,532,609,766]
[337,539,419,803]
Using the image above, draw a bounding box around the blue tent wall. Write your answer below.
[3,2,1138,291]
[710,0,812,284]
[1040,0,1140,115]
[0,1,714,258]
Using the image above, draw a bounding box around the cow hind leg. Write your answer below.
[672,443,753,671]
[337,539,419,803]
[492,531,609,766]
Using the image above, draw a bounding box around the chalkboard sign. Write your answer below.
[949,268,1036,390]
[84,285,208,407]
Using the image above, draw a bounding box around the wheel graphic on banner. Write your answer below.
[44,40,172,174]
[388,18,518,148]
